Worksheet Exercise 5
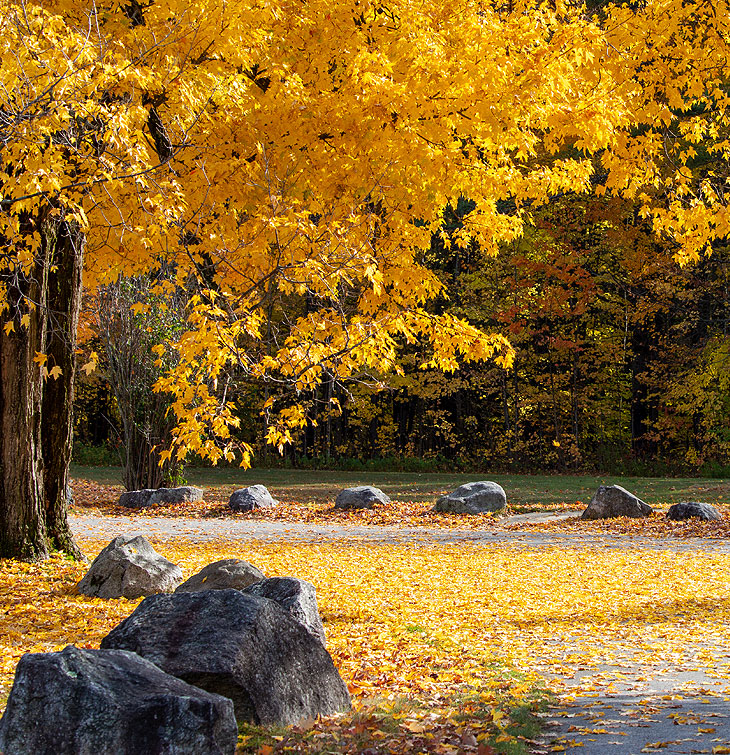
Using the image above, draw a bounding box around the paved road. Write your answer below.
[69,511,730,753]
[70,512,730,553]
[539,656,730,754]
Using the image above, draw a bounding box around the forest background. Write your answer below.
[74,191,730,480]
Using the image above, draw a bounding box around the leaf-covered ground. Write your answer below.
[2,537,730,753]
[69,478,730,542]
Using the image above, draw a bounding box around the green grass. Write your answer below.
[69,465,730,508]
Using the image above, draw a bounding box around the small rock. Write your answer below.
[119,486,203,509]
[101,589,351,726]
[334,486,390,510]
[228,485,278,512]
[243,577,327,646]
[175,559,265,593]
[76,535,183,599]
[0,645,237,755]
[581,485,653,520]
[433,481,506,514]
[666,501,721,521]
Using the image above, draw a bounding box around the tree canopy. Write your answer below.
[2,0,730,557]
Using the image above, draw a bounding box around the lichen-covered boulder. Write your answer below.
[581,485,653,520]
[243,577,326,646]
[334,486,390,510]
[433,481,506,514]
[101,589,351,726]
[76,535,183,599]
[119,486,203,509]
[0,645,237,755]
[175,559,265,593]
[228,485,278,512]
[666,501,721,521]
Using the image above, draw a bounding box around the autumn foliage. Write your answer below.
[2,534,729,752]
[4,0,730,459]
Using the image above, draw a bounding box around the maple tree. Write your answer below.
[2,0,730,559]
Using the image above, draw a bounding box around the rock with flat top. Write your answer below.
[666,501,721,521]
[76,535,183,599]
[119,486,203,509]
[433,481,506,514]
[101,589,351,726]
[581,485,652,520]
[334,486,390,510]
[0,645,237,755]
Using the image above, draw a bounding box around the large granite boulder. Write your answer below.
[581,485,653,520]
[175,558,265,593]
[433,481,506,514]
[119,486,204,509]
[228,485,278,512]
[666,501,721,521]
[243,577,326,646]
[101,589,351,726]
[76,535,183,599]
[334,486,390,510]
[0,645,237,755]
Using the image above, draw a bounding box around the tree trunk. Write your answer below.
[41,219,85,560]
[0,215,84,561]
[0,262,49,561]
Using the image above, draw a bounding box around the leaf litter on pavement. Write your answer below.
[69,479,730,540]
[2,537,730,753]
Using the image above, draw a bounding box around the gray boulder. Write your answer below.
[0,645,237,755]
[433,481,507,514]
[101,589,351,726]
[581,485,653,520]
[334,485,390,509]
[666,501,721,521]
[76,535,183,599]
[175,558,265,593]
[119,486,203,509]
[243,577,327,646]
[118,489,156,508]
[228,485,278,512]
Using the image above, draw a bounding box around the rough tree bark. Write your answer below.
[0,258,49,561]
[0,213,84,561]
[41,218,85,560]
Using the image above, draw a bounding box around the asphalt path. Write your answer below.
[69,511,730,753]
[70,511,730,553]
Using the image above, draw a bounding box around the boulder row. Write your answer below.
[76,535,183,599]
[101,589,352,726]
[433,481,507,514]
[0,645,237,755]
[175,558,265,593]
[581,485,653,519]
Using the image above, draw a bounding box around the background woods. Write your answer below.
[77,193,730,476]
